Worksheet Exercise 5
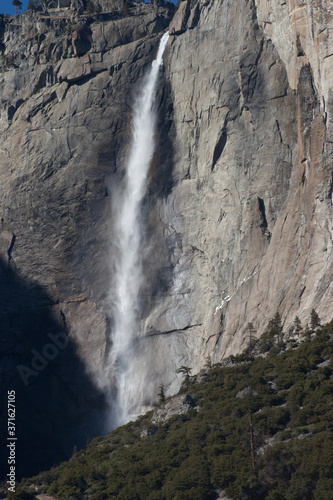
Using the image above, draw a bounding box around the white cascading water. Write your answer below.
[106,32,169,428]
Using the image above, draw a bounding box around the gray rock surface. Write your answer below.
[151,394,197,424]
[0,0,332,479]
[236,387,257,399]
[0,0,174,479]
[143,0,333,378]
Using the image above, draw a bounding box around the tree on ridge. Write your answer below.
[12,0,23,15]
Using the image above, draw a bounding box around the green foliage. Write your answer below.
[176,365,192,390]
[7,487,34,499]
[258,312,284,353]
[293,316,302,336]
[27,0,37,10]
[310,309,320,330]
[258,329,275,353]
[12,0,22,14]
[158,384,166,403]
[205,355,212,369]
[176,366,192,377]
[268,312,283,343]
[246,322,257,355]
[26,0,48,11]
[11,322,333,500]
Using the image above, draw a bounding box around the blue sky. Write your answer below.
[1,0,29,15]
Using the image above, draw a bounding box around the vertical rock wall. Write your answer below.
[0,0,332,478]
[0,2,174,479]
[141,0,332,379]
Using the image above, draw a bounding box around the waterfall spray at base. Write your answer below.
[105,32,169,428]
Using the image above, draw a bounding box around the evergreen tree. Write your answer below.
[12,0,23,15]
[259,312,284,353]
[158,384,166,403]
[246,322,256,355]
[176,366,192,389]
[268,311,283,343]
[205,355,212,369]
[310,309,320,330]
[293,316,302,337]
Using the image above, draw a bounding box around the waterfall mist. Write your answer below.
[105,32,169,428]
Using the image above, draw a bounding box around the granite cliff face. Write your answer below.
[154,0,333,366]
[0,0,174,478]
[0,0,332,478]
[137,0,333,399]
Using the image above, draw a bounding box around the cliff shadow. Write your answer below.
[0,257,107,481]
[140,75,177,316]
[150,75,176,199]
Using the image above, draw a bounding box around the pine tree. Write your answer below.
[27,0,36,10]
[205,355,212,369]
[268,312,283,343]
[176,366,192,389]
[158,384,166,403]
[12,0,23,15]
[259,312,284,353]
[310,309,320,330]
[247,322,256,355]
[293,316,302,337]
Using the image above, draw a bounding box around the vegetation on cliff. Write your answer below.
[5,316,333,499]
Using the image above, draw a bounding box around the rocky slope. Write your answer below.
[10,323,333,499]
[0,0,332,480]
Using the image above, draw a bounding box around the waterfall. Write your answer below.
[106,32,169,428]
